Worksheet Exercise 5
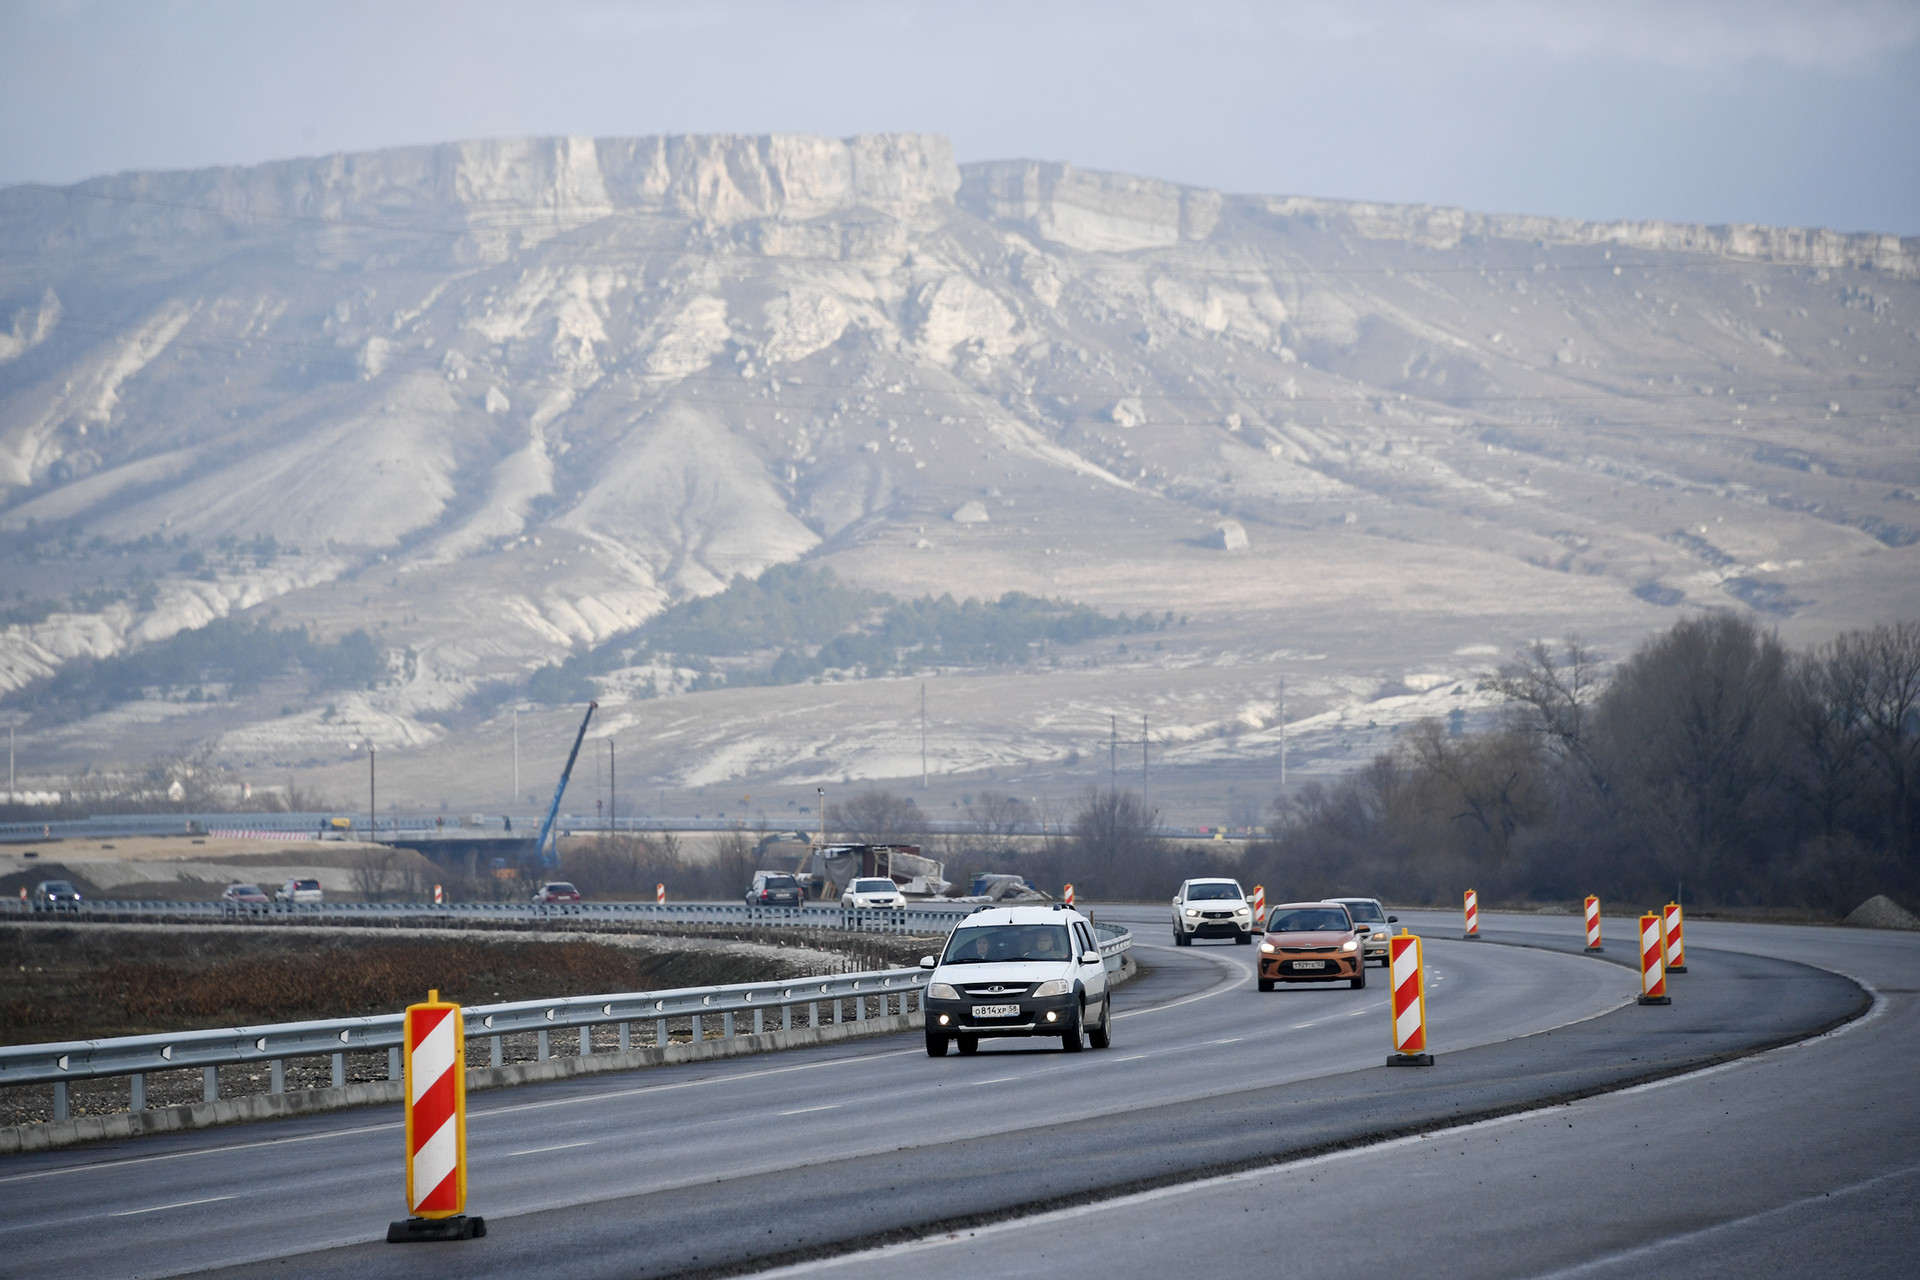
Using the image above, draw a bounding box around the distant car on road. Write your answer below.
[922,904,1112,1056]
[745,871,803,907]
[1170,878,1255,945]
[532,881,582,904]
[1258,902,1366,991]
[221,883,271,906]
[275,877,323,904]
[31,880,81,912]
[1323,896,1396,966]
[841,877,906,909]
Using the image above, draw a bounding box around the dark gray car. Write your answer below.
[746,871,803,907]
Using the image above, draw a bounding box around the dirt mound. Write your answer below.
[1842,894,1920,931]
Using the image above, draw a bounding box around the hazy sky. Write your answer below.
[4,0,1917,233]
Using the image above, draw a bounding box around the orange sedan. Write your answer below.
[1257,902,1367,992]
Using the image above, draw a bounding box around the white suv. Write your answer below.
[1171,878,1255,945]
[841,877,906,909]
[275,877,323,904]
[921,905,1112,1056]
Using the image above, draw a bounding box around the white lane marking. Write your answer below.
[0,1046,919,1187]
[109,1194,236,1217]
[778,1104,840,1116]
[1519,1161,1920,1279]
[973,1077,1019,1085]
[1211,1038,1243,1045]
[0,1120,401,1186]
[1115,942,1251,1018]
[1114,1054,1150,1062]
[504,1140,594,1157]
[750,974,1894,1276]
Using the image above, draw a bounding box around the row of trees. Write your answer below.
[1256,616,1920,913]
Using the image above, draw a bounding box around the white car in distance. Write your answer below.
[1323,896,1397,965]
[841,877,906,909]
[921,904,1112,1055]
[1171,877,1255,945]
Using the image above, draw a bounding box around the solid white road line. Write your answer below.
[777,1105,840,1116]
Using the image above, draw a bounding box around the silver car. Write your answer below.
[1323,896,1396,965]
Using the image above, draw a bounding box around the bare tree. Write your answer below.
[1489,637,1608,796]
[1403,719,1548,866]
[1068,787,1163,899]
[827,790,925,844]
[349,849,397,901]
[964,791,1032,855]
[1843,621,1920,861]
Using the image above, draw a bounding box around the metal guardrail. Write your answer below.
[0,915,1132,1122]
[0,899,979,934]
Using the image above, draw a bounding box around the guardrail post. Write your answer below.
[782,1004,793,1032]
[579,1026,592,1056]
[204,1066,219,1103]
[722,1011,735,1039]
[619,1022,631,1052]
[53,1081,68,1121]
[490,1035,503,1067]
[834,997,844,1025]
[331,1052,346,1088]
[389,1047,402,1080]
[270,1059,285,1093]
[753,1007,764,1036]
[808,1001,819,1028]
[537,1030,550,1061]
[130,1072,146,1111]
[855,995,867,1022]
[655,1017,669,1047]
[691,1014,703,1043]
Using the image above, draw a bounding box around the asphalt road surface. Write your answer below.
[0,906,1898,1279]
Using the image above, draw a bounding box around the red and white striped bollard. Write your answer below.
[1386,931,1433,1065]
[656,883,665,904]
[1463,888,1480,939]
[1583,895,1603,952]
[387,990,484,1242]
[1250,884,1265,931]
[1063,883,1074,906]
[1637,913,1670,1005]
[1663,901,1687,973]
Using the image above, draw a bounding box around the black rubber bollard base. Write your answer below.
[1462,933,1481,941]
[1385,1052,1434,1066]
[387,1215,486,1243]
[1637,995,1672,1005]
[1668,965,1687,973]
[1584,945,1605,953]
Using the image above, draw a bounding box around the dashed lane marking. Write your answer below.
[504,1141,594,1157]
[109,1194,237,1217]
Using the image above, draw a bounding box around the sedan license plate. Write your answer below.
[1292,960,1328,971]
[971,1004,1021,1018]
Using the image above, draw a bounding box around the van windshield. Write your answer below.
[943,924,1071,964]
[1185,883,1243,901]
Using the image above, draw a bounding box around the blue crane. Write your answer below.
[533,700,597,868]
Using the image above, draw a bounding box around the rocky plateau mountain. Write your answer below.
[1,133,1916,823]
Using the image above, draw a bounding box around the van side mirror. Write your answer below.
[919,955,936,969]
[1080,950,1101,965]
[1387,915,1399,923]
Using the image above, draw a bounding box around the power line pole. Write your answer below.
[1109,716,1117,789]
[609,738,616,835]
[920,682,928,789]
[368,743,377,844]
[512,708,520,803]
[1278,677,1287,791]
[1141,713,1150,812]
[8,725,14,805]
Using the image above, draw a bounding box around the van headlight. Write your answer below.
[930,983,960,1000]
[1341,939,1359,952]
[1031,979,1070,997]
[1184,908,1199,917]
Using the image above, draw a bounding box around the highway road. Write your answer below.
[0,906,1901,1278]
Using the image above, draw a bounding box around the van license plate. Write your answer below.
[1292,961,1327,971]
[971,1004,1020,1018]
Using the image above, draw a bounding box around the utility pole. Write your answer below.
[1141,713,1150,813]
[1278,677,1287,791]
[1109,716,1117,789]
[816,786,826,846]
[8,725,13,806]
[512,708,520,803]
[920,683,928,789]
[368,743,377,844]
[609,738,616,835]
